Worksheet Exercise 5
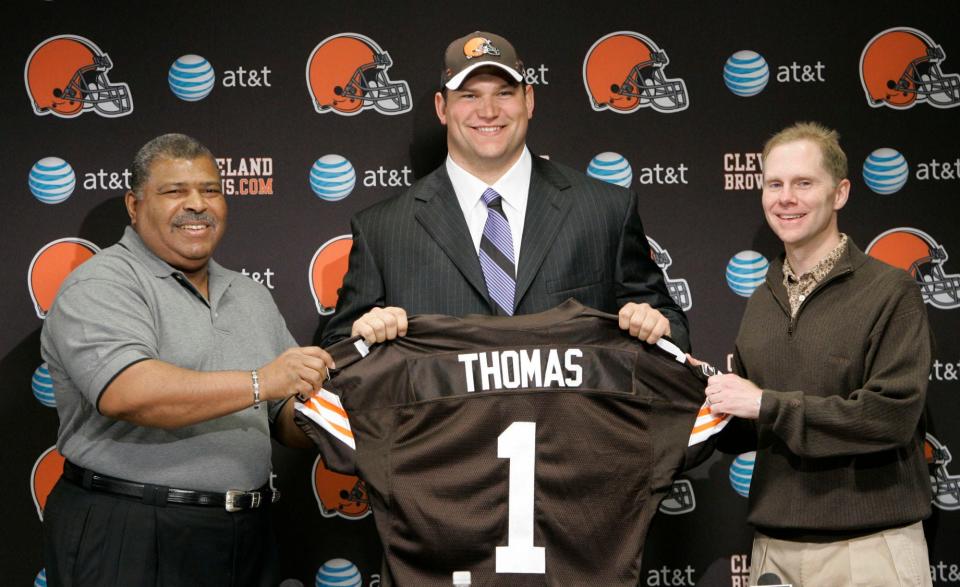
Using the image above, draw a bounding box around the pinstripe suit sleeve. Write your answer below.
[320,215,384,347]
[615,189,691,351]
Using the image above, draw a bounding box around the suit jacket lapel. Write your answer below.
[413,166,492,308]
[515,158,572,309]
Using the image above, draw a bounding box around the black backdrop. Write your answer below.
[4,1,959,585]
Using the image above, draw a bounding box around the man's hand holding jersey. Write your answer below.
[617,302,671,344]
[260,346,334,400]
[351,303,671,345]
[689,354,763,421]
[352,306,409,344]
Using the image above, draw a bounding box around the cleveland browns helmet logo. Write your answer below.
[31,446,65,520]
[306,33,412,116]
[925,434,960,511]
[860,27,960,109]
[583,31,688,114]
[312,455,370,520]
[648,236,692,311]
[25,34,133,118]
[658,478,696,515]
[463,36,501,59]
[28,237,100,319]
[867,227,960,310]
[309,235,353,315]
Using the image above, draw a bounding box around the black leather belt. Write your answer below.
[62,460,279,512]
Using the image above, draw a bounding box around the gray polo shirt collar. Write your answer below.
[117,225,237,309]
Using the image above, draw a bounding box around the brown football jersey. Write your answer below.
[297,299,710,586]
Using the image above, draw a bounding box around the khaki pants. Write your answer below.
[750,522,931,587]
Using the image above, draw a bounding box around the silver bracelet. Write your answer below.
[251,369,261,409]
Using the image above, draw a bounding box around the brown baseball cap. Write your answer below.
[442,31,525,90]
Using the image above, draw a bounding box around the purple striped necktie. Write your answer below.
[479,187,515,315]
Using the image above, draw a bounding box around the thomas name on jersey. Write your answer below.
[457,348,583,392]
[404,344,635,400]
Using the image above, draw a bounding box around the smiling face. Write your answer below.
[125,155,226,277]
[762,139,849,268]
[435,70,534,184]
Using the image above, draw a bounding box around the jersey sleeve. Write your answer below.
[293,336,372,474]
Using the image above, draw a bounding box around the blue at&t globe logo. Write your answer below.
[729,451,756,497]
[723,50,769,96]
[587,152,633,188]
[168,55,216,101]
[32,363,55,408]
[29,157,76,204]
[725,251,769,297]
[316,558,362,587]
[310,155,356,201]
[862,148,908,195]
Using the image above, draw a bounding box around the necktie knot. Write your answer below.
[481,187,502,209]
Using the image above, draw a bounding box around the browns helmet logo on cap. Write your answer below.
[463,37,501,60]
[443,31,524,90]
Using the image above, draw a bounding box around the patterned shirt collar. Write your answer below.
[782,233,848,317]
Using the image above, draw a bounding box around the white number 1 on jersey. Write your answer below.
[496,421,546,574]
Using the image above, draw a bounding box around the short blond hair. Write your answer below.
[762,121,848,185]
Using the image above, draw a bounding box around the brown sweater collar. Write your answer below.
[766,239,870,311]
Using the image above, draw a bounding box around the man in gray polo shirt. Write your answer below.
[40,133,332,587]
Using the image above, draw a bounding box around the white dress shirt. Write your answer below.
[446,147,531,260]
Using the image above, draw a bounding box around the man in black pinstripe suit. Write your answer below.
[321,31,688,351]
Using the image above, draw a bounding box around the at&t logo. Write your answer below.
[729,451,756,497]
[310,155,356,201]
[725,251,769,297]
[29,157,76,204]
[587,152,688,186]
[723,51,769,96]
[170,56,273,102]
[316,559,367,587]
[587,152,632,187]
[862,148,908,195]
[32,363,55,407]
[722,49,825,97]
[169,55,216,101]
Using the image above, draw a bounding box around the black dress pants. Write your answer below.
[43,477,279,587]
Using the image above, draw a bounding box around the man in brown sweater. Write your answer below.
[705,122,933,586]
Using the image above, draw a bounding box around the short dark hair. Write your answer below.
[130,133,217,198]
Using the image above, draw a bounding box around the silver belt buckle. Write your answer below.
[225,489,243,512]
